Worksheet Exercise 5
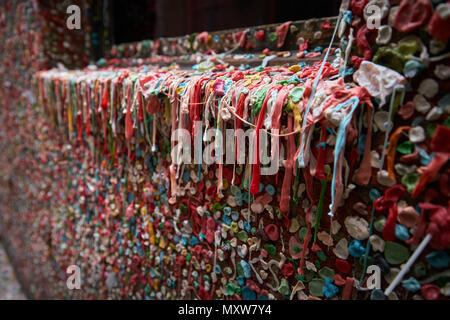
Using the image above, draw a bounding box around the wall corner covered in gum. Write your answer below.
[0,0,449,300]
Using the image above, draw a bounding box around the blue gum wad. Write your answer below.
[426,251,450,269]
[348,239,365,258]
[401,277,421,292]
[322,278,339,298]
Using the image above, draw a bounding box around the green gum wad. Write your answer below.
[237,230,248,242]
[397,141,413,155]
[264,243,277,256]
[401,173,420,193]
[269,32,277,42]
[253,87,269,115]
[396,39,421,57]
[316,251,327,262]
[196,60,215,72]
[226,283,240,296]
[384,241,410,265]
[373,47,406,73]
[315,260,321,269]
[278,278,290,296]
[318,267,335,280]
[309,278,325,297]
[288,87,306,104]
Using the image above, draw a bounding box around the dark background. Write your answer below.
[112,0,341,44]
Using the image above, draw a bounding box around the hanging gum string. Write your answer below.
[357,189,379,291]
[378,85,406,173]
[159,81,306,147]
[40,60,349,142]
[297,11,343,168]
[312,179,327,245]
[215,83,234,194]
[339,27,354,79]
[280,114,296,212]
[386,126,411,179]
[222,98,304,137]
[89,72,303,133]
[328,96,360,217]
[291,136,302,204]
